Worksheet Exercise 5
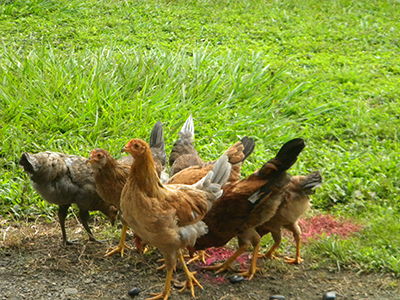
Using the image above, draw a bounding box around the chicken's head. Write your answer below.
[87,148,110,169]
[121,139,148,157]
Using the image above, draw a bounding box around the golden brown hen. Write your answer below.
[87,121,167,256]
[120,138,231,300]
[256,171,322,264]
[186,138,305,280]
[19,152,118,245]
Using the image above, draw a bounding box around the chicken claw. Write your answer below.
[105,243,131,257]
[178,251,203,297]
[105,224,131,257]
[186,250,210,265]
[284,256,304,264]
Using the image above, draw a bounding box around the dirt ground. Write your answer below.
[1,219,399,300]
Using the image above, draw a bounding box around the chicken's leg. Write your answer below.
[105,224,131,257]
[147,268,172,300]
[284,224,303,264]
[238,242,260,280]
[178,250,203,297]
[202,245,248,274]
[58,204,78,245]
[78,209,97,242]
[260,230,282,260]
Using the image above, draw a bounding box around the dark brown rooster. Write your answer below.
[87,121,167,256]
[256,171,322,264]
[19,152,118,245]
[186,138,305,280]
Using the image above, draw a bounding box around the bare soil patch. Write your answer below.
[1,219,398,300]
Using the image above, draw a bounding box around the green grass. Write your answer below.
[1,0,400,276]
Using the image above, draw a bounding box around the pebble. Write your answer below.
[128,288,140,297]
[64,288,78,294]
[229,275,244,284]
[322,291,336,300]
[270,296,285,300]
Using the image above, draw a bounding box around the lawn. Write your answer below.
[1,0,400,276]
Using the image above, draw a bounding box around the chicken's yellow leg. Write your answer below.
[284,237,303,264]
[105,224,131,257]
[147,269,173,300]
[203,245,248,274]
[238,242,260,280]
[178,250,203,297]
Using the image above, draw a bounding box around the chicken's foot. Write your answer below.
[284,238,303,264]
[178,250,203,297]
[105,224,131,257]
[186,250,210,265]
[202,245,247,274]
[147,269,172,300]
[238,243,260,280]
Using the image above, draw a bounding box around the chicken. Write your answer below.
[168,114,204,176]
[120,138,231,300]
[167,136,255,185]
[19,152,118,245]
[87,121,167,256]
[118,121,169,183]
[186,138,306,280]
[256,171,322,264]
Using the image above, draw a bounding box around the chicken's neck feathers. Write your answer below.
[129,150,164,197]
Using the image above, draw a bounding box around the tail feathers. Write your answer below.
[169,114,199,167]
[209,154,231,186]
[149,121,167,168]
[271,138,305,173]
[300,171,322,194]
[193,154,230,197]
[180,114,194,138]
[240,136,256,162]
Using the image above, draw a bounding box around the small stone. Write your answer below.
[128,288,140,297]
[229,275,244,284]
[322,291,336,300]
[64,288,78,294]
[270,296,285,300]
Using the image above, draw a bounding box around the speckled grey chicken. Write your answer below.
[19,152,118,245]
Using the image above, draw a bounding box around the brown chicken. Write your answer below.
[167,136,255,185]
[87,121,167,256]
[168,114,204,176]
[19,152,118,245]
[186,138,306,280]
[117,121,169,183]
[256,171,322,264]
[120,138,231,300]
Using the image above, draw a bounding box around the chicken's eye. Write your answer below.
[97,153,102,158]
[134,144,140,150]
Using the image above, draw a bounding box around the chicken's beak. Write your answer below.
[121,147,127,153]
[86,158,91,164]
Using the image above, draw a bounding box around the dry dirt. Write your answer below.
[1,219,399,300]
